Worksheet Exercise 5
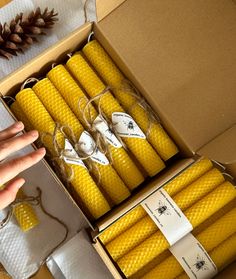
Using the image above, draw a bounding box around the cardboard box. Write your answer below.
[0,0,235,278]
[0,2,193,233]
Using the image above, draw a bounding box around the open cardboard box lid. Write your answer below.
[95,0,236,169]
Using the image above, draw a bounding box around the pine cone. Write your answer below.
[0,7,58,59]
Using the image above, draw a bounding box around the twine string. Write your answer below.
[79,86,127,155]
[113,79,161,138]
[41,123,75,182]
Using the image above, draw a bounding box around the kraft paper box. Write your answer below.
[0,0,235,278]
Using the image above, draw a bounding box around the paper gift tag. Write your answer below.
[79,131,109,165]
[63,139,86,168]
[112,112,146,139]
[93,115,122,148]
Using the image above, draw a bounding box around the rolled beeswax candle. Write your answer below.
[176,233,236,279]
[142,207,236,279]
[11,101,34,131]
[106,168,224,260]
[47,65,144,190]
[32,78,130,205]
[16,88,110,219]
[82,40,178,161]
[65,55,165,177]
[117,181,236,277]
[99,158,213,245]
[13,189,39,232]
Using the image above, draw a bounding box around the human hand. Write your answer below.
[0,122,46,210]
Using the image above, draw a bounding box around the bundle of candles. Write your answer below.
[11,39,178,220]
[98,158,236,278]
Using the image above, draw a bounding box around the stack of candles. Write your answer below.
[11,38,179,220]
[98,158,236,278]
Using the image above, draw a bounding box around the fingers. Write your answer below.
[0,148,46,186]
[0,177,25,210]
[0,130,39,161]
[0,122,24,141]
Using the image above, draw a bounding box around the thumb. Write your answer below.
[0,178,25,210]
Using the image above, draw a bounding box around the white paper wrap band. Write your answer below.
[112,112,146,139]
[169,233,218,279]
[141,189,193,245]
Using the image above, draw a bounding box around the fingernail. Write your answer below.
[18,178,25,189]
[14,121,24,129]
[29,130,38,137]
[38,147,46,155]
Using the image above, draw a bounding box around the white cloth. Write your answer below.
[0,0,96,78]
[47,230,113,279]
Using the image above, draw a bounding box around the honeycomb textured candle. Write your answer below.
[47,65,144,190]
[117,181,236,277]
[13,189,39,232]
[106,168,224,260]
[99,158,213,245]
[16,88,110,219]
[82,40,178,161]
[32,78,130,205]
[11,101,34,131]
[66,54,165,177]
[176,233,236,279]
[142,207,236,279]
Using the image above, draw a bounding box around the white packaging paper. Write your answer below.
[47,230,113,279]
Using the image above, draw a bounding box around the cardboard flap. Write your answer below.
[96,0,236,154]
[198,124,236,176]
[96,0,126,22]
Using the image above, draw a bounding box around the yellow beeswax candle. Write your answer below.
[105,168,224,260]
[117,181,236,277]
[11,101,34,131]
[16,88,110,219]
[32,78,130,205]
[47,65,144,190]
[65,55,165,177]
[142,207,236,279]
[99,158,213,245]
[176,233,236,279]
[13,189,39,232]
[82,40,178,161]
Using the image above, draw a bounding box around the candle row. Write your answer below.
[98,159,236,277]
[10,38,179,220]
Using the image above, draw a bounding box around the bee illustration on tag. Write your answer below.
[123,120,136,131]
[193,255,209,272]
[155,201,171,216]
